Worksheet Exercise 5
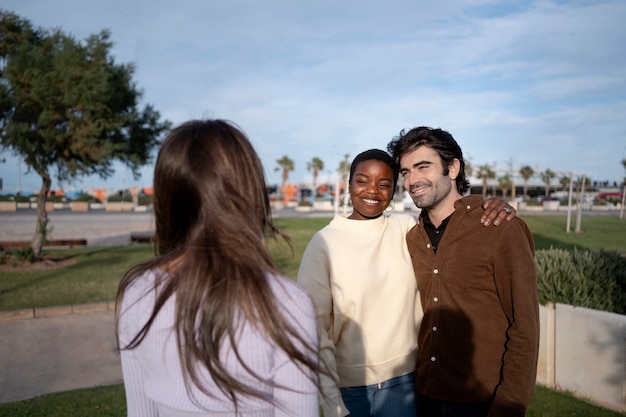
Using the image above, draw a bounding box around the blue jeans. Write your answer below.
[340,372,416,417]
[416,393,490,417]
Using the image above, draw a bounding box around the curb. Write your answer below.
[0,300,115,322]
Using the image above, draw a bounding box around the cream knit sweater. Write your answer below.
[298,213,422,417]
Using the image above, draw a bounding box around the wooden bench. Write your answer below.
[129,232,155,244]
[0,239,88,249]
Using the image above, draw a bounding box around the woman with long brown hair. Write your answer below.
[116,119,320,416]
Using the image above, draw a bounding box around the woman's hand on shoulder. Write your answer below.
[481,198,516,226]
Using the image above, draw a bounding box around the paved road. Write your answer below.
[0,207,337,246]
[0,209,157,247]
[0,305,120,403]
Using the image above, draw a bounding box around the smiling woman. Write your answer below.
[347,151,397,220]
[298,149,422,417]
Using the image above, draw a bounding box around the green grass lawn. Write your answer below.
[1,214,625,416]
[2,214,625,312]
[0,383,624,417]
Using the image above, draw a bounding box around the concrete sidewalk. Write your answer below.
[0,212,139,404]
[0,303,122,403]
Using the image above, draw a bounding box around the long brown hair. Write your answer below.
[115,119,319,407]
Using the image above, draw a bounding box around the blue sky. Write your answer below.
[1,0,625,194]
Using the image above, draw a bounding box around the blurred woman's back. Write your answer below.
[116,119,320,416]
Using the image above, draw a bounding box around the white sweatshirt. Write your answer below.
[297,213,422,417]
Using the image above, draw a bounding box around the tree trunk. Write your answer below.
[31,174,51,258]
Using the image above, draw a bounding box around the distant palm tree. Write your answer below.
[307,157,324,196]
[337,154,351,194]
[464,158,473,178]
[559,175,570,192]
[541,169,556,196]
[519,165,535,198]
[498,174,512,199]
[622,158,626,186]
[476,164,496,198]
[275,155,294,197]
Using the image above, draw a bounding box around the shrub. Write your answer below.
[11,246,36,263]
[107,190,132,203]
[47,194,66,203]
[73,193,93,202]
[0,194,30,202]
[137,194,152,206]
[536,248,626,314]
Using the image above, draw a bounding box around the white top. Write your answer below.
[118,269,319,417]
[297,213,422,417]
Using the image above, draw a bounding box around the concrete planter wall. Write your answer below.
[105,202,134,212]
[537,303,626,413]
[313,200,334,211]
[542,200,560,211]
[70,202,90,212]
[270,201,284,210]
[0,201,17,212]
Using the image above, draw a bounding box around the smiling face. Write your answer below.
[399,145,460,211]
[348,159,395,220]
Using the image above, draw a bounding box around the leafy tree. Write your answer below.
[306,157,324,196]
[498,174,512,199]
[476,164,495,198]
[0,11,170,257]
[274,155,294,197]
[541,169,556,196]
[519,165,535,197]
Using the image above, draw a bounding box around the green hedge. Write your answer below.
[536,248,626,314]
[106,190,132,202]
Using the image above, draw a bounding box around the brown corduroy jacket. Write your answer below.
[407,195,539,417]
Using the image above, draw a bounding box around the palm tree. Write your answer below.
[337,154,350,183]
[337,154,351,195]
[541,169,556,196]
[274,155,294,198]
[307,157,324,197]
[559,175,571,202]
[621,158,626,186]
[476,164,496,198]
[498,174,512,199]
[559,175,570,192]
[519,165,535,198]
[464,157,473,178]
